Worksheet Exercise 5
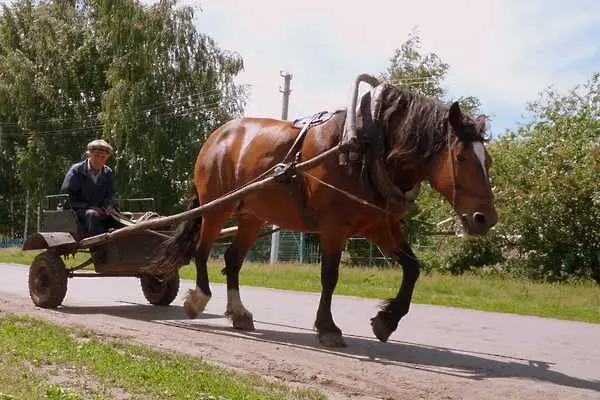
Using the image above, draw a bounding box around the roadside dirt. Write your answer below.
[1,264,599,400]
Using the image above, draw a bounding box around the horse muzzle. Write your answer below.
[460,210,498,235]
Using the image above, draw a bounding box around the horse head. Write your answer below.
[429,102,497,235]
[344,74,497,236]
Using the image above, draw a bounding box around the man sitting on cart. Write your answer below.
[60,139,116,235]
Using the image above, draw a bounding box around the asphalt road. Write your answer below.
[1,263,599,399]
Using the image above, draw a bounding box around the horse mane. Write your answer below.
[366,84,487,168]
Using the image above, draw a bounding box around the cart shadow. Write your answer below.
[57,301,222,321]
[57,303,599,393]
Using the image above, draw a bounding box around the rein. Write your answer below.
[447,132,494,209]
[448,131,459,211]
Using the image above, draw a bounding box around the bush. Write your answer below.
[439,235,504,275]
[489,75,600,283]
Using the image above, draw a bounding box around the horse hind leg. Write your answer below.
[222,215,264,330]
[314,232,348,347]
[183,210,232,319]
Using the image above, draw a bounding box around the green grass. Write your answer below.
[0,313,324,400]
[194,263,600,323]
[2,249,599,324]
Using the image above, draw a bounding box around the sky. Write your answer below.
[174,0,600,137]
[2,0,597,137]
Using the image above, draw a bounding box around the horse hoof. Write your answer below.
[183,288,210,319]
[318,331,347,348]
[232,313,255,330]
[183,300,198,319]
[371,315,393,342]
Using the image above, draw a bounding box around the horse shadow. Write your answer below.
[57,302,600,393]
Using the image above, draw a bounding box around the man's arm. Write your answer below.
[101,168,115,209]
[60,166,88,209]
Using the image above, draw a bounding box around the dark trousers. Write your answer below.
[81,209,106,235]
[75,208,117,235]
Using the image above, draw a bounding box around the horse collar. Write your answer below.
[358,92,417,206]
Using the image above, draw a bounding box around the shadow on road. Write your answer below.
[57,302,599,393]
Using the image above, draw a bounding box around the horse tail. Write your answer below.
[145,192,202,278]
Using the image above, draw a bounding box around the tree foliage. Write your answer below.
[382,30,481,114]
[490,74,600,282]
[0,0,245,236]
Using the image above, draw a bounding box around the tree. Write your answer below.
[383,31,448,98]
[96,0,245,213]
[382,30,481,114]
[0,0,246,236]
[490,74,600,282]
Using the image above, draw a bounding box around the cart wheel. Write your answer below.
[140,273,180,306]
[28,251,68,308]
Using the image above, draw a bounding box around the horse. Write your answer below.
[148,74,497,347]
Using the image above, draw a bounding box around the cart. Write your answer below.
[23,195,182,308]
[22,148,334,309]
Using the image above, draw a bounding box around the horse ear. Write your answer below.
[476,115,487,132]
[448,102,463,130]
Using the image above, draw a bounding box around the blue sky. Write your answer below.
[178,0,600,137]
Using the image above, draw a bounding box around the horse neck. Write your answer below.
[424,147,454,200]
[387,156,432,192]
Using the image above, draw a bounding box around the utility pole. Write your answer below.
[270,71,292,264]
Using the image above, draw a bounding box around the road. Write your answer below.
[1,263,599,399]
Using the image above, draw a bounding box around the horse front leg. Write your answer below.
[314,233,347,347]
[370,241,421,342]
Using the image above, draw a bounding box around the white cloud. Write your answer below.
[189,0,600,134]
[3,0,592,133]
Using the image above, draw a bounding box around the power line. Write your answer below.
[1,96,234,138]
[0,87,235,128]
[0,76,442,139]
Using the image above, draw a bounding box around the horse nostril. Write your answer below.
[473,212,487,226]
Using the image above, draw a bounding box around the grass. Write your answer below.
[2,249,599,324]
[0,313,325,400]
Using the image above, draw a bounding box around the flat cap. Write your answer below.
[86,139,113,155]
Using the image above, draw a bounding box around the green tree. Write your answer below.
[0,0,246,236]
[96,0,245,212]
[490,73,600,282]
[383,31,448,98]
[382,30,481,113]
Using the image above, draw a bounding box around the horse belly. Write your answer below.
[240,184,319,232]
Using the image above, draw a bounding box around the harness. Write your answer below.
[357,91,420,209]
[271,103,421,230]
[278,110,342,167]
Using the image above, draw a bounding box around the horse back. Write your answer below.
[193,117,299,200]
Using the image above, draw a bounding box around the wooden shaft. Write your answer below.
[78,145,339,248]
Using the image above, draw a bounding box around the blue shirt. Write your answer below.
[60,160,114,210]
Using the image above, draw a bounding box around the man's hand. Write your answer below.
[90,206,105,216]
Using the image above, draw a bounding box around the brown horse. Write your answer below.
[150,75,497,347]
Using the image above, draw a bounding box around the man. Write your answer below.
[61,139,116,235]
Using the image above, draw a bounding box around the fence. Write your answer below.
[0,237,24,249]
[210,231,392,266]
[2,192,393,265]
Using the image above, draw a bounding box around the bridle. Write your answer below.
[446,129,494,211]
